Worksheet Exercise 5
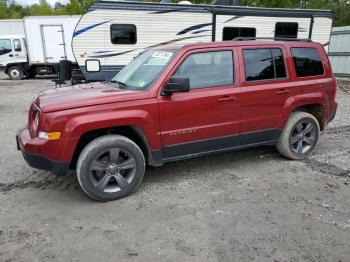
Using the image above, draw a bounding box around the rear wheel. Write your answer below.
[8,66,24,80]
[77,135,145,201]
[277,112,320,160]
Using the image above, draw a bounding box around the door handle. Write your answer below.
[218,96,236,102]
[275,89,290,95]
[9,54,13,57]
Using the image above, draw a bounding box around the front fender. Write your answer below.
[64,109,161,150]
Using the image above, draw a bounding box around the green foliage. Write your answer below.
[0,0,350,26]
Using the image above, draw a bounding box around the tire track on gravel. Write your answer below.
[0,175,76,193]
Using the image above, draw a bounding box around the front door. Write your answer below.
[12,38,27,63]
[158,48,242,159]
[0,38,15,67]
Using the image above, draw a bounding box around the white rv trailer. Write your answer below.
[72,0,333,81]
[0,16,79,80]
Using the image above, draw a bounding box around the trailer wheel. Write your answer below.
[8,66,24,80]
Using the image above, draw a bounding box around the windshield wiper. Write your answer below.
[109,80,128,89]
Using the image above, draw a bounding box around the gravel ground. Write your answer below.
[0,71,349,262]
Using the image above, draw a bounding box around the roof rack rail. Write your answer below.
[232,37,312,42]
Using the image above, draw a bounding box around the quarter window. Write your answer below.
[0,39,12,55]
[175,51,234,89]
[111,24,137,44]
[243,48,287,81]
[223,27,256,41]
[275,22,298,39]
[291,47,324,77]
[14,39,21,52]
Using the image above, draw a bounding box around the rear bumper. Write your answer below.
[16,128,70,176]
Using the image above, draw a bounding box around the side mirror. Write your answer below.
[162,77,190,95]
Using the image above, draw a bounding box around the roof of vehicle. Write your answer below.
[156,39,323,51]
[93,1,332,19]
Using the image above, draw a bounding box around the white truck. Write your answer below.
[0,19,25,35]
[0,16,79,80]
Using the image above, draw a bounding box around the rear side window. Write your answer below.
[243,48,287,81]
[223,27,256,41]
[291,47,324,77]
[111,24,137,44]
[175,50,234,89]
[275,22,298,39]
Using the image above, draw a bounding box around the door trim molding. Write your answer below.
[161,128,282,160]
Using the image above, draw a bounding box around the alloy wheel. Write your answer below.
[89,148,136,193]
[290,119,316,155]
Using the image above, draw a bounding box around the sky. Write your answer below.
[14,0,70,6]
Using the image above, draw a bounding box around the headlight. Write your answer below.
[38,131,61,140]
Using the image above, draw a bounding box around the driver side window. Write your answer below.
[0,39,12,56]
[175,50,234,89]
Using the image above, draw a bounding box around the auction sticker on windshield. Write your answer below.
[151,51,173,60]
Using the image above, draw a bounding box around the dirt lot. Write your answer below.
[0,72,349,262]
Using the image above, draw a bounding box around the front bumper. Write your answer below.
[16,128,70,176]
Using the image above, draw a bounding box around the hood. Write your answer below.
[35,82,149,113]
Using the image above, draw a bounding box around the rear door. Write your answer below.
[158,48,242,159]
[238,45,296,137]
[41,25,66,63]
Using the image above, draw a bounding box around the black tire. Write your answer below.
[77,135,145,201]
[277,112,320,160]
[27,71,36,79]
[8,66,24,80]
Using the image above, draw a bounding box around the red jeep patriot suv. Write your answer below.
[16,40,337,201]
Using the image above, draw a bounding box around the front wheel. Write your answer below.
[277,112,320,160]
[8,66,24,80]
[77,135,145,201]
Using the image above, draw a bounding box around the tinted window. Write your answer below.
[223,27,256,41]
[111,24,137,44]
[175,51,234,89]
[0,39,12,55]
[275,22,298,39]
[14,39,21,52]
[291,47,324,77]
[243,48,287,81]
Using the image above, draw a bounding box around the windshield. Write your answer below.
[111,49,177,91]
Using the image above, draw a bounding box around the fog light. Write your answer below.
[38,131,61,140]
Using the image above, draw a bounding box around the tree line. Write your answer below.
[1,0,350,26]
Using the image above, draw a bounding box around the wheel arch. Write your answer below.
[5,63,28,74]
[69,125,157,170]
[291,104,325,131]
